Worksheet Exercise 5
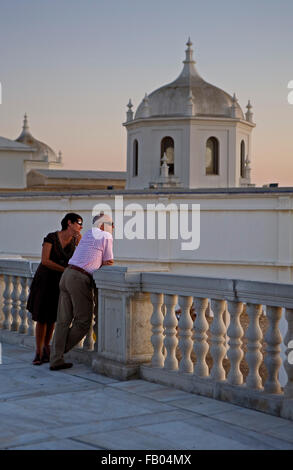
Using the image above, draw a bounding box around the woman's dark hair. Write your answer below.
[61,213,83,231]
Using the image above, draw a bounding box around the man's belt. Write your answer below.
[68,264,93,281]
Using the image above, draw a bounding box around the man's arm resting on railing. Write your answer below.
[102,260,114,266]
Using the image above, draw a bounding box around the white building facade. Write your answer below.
[0,188,292,283]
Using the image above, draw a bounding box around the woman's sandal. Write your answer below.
[42,346,50,363]
[32,354,42,366]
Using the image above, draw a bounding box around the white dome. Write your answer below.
[135,40,244,120]
[15,114,59,163]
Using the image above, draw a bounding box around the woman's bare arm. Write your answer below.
[41,243,65,272]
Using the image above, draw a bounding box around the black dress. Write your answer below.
[27,232,76,324]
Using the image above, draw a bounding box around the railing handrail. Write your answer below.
[0,259,38,277]
[141,272,293,308]
[1,261,293,307]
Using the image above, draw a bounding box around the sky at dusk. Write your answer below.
[0,0,292,186]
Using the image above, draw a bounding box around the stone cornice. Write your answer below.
[123,116,255,129]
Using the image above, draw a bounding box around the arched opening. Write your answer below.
[240,140,245,178]
[161,136,174,175]
[133,139,138,177]
[205,137,219,175]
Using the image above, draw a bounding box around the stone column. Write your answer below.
[92,267,153,380]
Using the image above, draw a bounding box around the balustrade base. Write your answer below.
[0,329,35,349]
[65,348,94,367]
[140,364,293,421]
[92,354,140,381]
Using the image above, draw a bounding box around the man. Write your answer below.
[50,213,114,370]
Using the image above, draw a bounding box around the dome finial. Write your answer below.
[246,100,253,122]
[184,37,196,64]
[126,99,134,122]
[23,113,29,131]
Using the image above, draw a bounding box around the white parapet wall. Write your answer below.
[0,188,292,282]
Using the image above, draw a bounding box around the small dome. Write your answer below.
[15,114,58,162]
[135,39,244,120]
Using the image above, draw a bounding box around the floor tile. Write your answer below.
[13,438,102,450]
[214,407,292,432]
[183,415,293,450]
[168,394,242,416]
[75,428,178,450]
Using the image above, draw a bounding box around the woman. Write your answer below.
[27,212,83,365]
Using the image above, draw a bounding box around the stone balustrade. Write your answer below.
[0,261,292,420]
[0,260,96,359]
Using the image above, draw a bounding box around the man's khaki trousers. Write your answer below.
[50,268,94,367]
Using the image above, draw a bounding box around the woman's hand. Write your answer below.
[74,232,82,245]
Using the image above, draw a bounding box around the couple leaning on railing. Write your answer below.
[25,211,114,369]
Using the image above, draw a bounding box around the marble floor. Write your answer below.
[0,343,293,450]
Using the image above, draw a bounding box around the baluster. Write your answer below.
[76,338,85,349]
[193,297,209,377]
[11,276,21,332]
[3,275,13,330]
[284,308,293,398]
[227,301,244,385]
[27,278,36,336]
[245,303,263,389]
[84,286,99,351]
[163,294,178,371]
[19,277,29,334]
[150,293,164,367]
[210,299,227,381]
[178,295,193,373]
[83,318,94,350]
[264,306,282,394]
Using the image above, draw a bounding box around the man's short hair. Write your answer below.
[92,212,113,227]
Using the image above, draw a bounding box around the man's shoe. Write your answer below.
[50,362,73,371]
